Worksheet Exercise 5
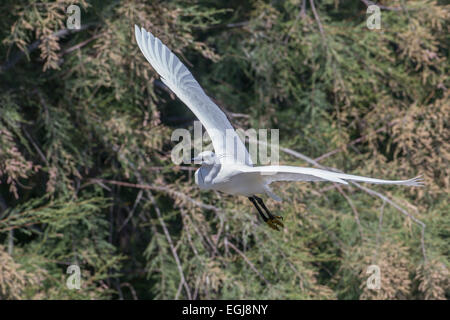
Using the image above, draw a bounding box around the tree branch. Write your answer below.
[335,185,365,241]
[314,120,398,162]
[1,22,99,72]
[227,241,270,286]
[147,191,192,300]
[309,0,327,46]
[360,0,405,12]
[254,138,428,262]
[84,178,221,213]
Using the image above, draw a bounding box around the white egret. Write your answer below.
[134,26,423,231]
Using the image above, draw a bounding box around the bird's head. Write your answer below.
[192,151,218,166]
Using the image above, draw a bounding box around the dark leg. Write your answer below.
[254,196,284,230]
[254,196,280,219]
[248,197,268,222]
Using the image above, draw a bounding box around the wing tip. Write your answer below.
[135,25,152,40]
[404,174,425,187]
[134,25,141,43]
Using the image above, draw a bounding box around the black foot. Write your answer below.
[253,196,284,231]
[266,215,284,231]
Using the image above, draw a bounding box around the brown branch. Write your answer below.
[314,120,398,162]
[147,190,192,300]
[360,0,404,12]
[60,33,101,56]
[309,0,327,46]
[301,0,307,18]
[335,185,365,240]
[352,182,427,262]
[181,207,217,256]
[120,282,138,300]
[118,189,143,232]
[278,250,305,291]
[0,195,7,219]
[283,0,308,44]
[180,208,200,258]
[1,22,99,72]
[203,21,249,30]
[22,127,48,166]
[192,274,202,300]
[255,139,428,262]
[374,200,385,262]
[84,178,220,213]
[99,140,197,298]
[227,241,270,286]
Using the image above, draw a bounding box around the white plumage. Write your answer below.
[135,25,252,166]
[134,25,423,229]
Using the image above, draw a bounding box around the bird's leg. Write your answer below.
[249,197,268,223]
[254,196,284,230]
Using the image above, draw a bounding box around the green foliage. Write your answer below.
[0,0,448,299]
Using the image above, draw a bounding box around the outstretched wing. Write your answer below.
[134,26,252,165]
[241,166,424,186]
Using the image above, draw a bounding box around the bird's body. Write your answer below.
[194,159,423,199]
[134,25,423,230]
[195,163,268,197]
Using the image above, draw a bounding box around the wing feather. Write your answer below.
[242,166,424,186]
[135,26,252,165]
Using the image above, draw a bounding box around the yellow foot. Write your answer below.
[266,216,284,231]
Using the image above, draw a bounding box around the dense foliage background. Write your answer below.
[0,0,448,300]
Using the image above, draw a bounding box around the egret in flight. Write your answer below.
[134,26,423,231]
